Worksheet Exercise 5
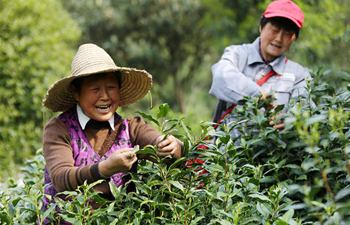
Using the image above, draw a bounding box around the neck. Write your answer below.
[259,48,276,63]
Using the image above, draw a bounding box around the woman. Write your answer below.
[42,43,182,211]
[210,0,311,127]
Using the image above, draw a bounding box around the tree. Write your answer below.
[291,0,350,87]
[62,0,217,113]
[0,0,80,178]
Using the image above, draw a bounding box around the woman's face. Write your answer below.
[73,72,120,121]
[259,21,296,62]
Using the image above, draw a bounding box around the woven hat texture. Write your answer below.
[43,43,152,112]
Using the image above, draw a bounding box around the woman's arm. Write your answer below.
[43,118,103,192]
[209,45,261,103]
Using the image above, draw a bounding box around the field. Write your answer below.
[1,72,350,224]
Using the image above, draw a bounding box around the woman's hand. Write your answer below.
[260,90,270,100]
[156,135,183,159]
[98,148,137,178]
[269,113,285,130]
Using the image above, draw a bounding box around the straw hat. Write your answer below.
[43,43,152,112]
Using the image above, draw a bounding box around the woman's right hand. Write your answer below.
[98,148,137,178]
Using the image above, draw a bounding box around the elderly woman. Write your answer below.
[42,43,182,212]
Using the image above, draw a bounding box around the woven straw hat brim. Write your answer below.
[43,67,152,112]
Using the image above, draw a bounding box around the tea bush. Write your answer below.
[1,70,350,224]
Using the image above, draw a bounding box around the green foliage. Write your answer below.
[61,0,215,113]
[203,0,350,83]
[59,0,350,133]
[0,0,80,179]
[0,151,46,224]
[2,70,350,224]
[292,0,350,72]
[1,0,350,223]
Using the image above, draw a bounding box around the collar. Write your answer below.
[248,37,287,75]
[76,104,115,130]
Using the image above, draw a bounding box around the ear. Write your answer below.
[73,92,80,102]
[71,85,80,102]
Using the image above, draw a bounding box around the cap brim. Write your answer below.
[264,12,302,28]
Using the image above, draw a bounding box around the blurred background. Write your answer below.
[1,0,350,180]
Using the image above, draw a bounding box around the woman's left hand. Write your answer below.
[156,135,183,159]
[269,111,286,130]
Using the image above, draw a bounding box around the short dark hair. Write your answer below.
[260,16,300,38]
[71,71,123,93]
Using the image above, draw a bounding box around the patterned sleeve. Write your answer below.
[43,118,105,192]
[127,116,162,147]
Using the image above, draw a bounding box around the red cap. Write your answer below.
[263,0,304,28]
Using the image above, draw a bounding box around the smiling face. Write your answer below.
[73,72,120,121]
[259,19,297,62]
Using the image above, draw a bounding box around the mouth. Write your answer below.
[270,43,282,49]
[95,104,112,113]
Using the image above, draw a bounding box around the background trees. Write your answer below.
[61,0,215,114]
[0,0,80,178]
[60,0,350,111]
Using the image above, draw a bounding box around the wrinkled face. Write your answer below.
[259,21,296,62]
[73,72,120,121]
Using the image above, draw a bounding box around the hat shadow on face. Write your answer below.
[43,43,152,112]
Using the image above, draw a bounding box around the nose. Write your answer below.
[275,30,283,41]
[99,87,109,99]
